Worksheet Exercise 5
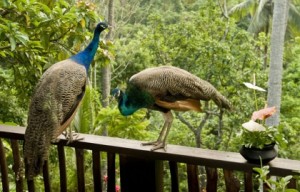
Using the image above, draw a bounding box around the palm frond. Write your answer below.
[248,0,271,34]
[73,86,100,134]
[288,4,300,33]
[228,0,255,16]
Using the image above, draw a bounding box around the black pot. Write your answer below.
[239,143,277,164]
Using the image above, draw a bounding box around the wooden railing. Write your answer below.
[0,124,300,192]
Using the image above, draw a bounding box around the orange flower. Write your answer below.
[251,106,276,121]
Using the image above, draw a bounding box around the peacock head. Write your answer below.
[95,22,108,33]
[112,88,123,101]
[112,88,137,116]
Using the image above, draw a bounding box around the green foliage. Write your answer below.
[254,166,298,192]
[1,0,300,191]
[94,105,150,140]
[0,0,102,124]
[239,126,280,149]
[136,2,268,151]
[73,86,101,134]
[0,0,104,190]
[280,36,300,159]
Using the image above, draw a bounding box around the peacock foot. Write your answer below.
[62,131,84,144]
[141,141,166,151]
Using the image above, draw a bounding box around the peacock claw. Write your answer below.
[141,141,166,151]
[62,131,84,144]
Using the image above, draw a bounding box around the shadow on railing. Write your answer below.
[0,124,300,192]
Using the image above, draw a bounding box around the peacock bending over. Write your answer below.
[113,66,231,151]
[23,22,108,180]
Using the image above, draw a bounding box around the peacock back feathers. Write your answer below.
[128,66,231,110]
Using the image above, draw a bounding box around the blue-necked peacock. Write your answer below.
[113,66,231,151]
[23,22,108,180]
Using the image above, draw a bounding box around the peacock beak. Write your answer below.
[111,88,121,99]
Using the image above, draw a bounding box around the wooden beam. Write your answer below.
[1,125,300,178]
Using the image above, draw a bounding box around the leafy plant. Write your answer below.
[239,107,286,149]
[254,165,298,192]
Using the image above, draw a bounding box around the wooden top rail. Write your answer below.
[1,124,300,178]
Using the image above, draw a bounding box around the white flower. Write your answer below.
[243,82,266,92]
[242,120,266,132]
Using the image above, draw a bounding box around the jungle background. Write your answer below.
[0,0,300,191]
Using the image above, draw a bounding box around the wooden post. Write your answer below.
[223,169,240,192]
[0,138,9,192]
[75,148,85,192]
[287,178,297,189]
[10,139,23,192]
[107,153,116,192]
[57,145,67,192]
[92,150,102,192]
[244,171,253,192]
[169,161,179,192]
[120,154,163,192]
[187,164,199,192]
[42,160,51,192]
[206,167,218,192]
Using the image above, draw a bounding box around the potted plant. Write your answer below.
[239,106,285,164]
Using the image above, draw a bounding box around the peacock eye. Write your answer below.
[116,90,121,97]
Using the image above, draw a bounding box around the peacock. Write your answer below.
[113,66,231,151]
[23,22,108,180]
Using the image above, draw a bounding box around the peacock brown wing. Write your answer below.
[129,66,231,110]
[24,59,87,179]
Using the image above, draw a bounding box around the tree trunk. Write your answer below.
[101,0,114,136]
[266,0,289,126]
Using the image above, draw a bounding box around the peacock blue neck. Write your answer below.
[70,28,101,72]
[118,92,141,116]
[117,87,155,116]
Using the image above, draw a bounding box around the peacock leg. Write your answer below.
[142,111,173,151]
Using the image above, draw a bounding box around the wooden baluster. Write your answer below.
[205,167,218,192]
[57,144,67,192]
[244,171,253,192]
[92,150,102,192]
[43,160,51,192]
[287,178,297,189]
[119,154,163,192]
[187,164,199,192]
[223,169,240,192]
[0,138,9,192]
[169,161,179,192]
[107,152,116,192]
[10,139,23,192]
[75,148,85,192]
[27,179,35,192]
